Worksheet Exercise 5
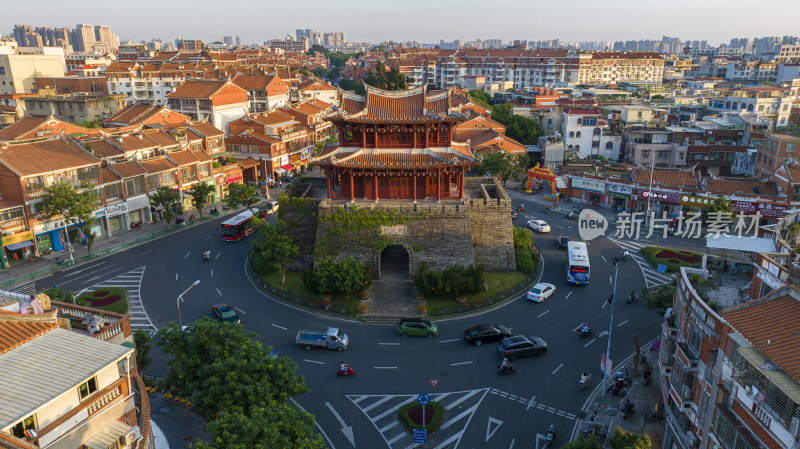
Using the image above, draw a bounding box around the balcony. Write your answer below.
[676,342,700,372]
[54,301,131,344]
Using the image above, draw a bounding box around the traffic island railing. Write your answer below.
[246,248,544,320]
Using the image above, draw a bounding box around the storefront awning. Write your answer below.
[226,176,244,184]
[291,161,305,167]
[301,159,310,164]
[274,168,287,174]
[280,164,296,171]
[5,240,34,251]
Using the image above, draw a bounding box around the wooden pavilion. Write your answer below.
[312,85,478,202]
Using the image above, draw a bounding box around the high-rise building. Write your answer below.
[235,36,242,47]
[73,24,95,52]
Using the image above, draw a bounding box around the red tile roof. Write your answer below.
[707,178,778,196]
[563,108,601,115]
[167,79,230,99]
[636,167,701,188]
[0,319,58,355]
[722,291,800,381]
[138,156,177,173]
[109,160,147,179]
[100,166,120,183]
[167,149,200,166]
[0,137,100,176]
[84,138,123,158]
[187,121,224,137]
[364,87,426,120]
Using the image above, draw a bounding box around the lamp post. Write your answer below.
[62,212,74,262]
[645,150,656,225]
[176,280,201,327]
[602,258,620,398]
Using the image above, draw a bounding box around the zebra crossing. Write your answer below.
[607,237,674,288]
[347,388,489,449]
[78,266,156,334]
[10,282,37,297]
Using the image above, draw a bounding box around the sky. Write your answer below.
[4,0,800,46]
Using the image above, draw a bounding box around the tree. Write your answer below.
[362,62,411,91]
[562,436,603,449]
[196,405,324,449]
[608,427,651,449]
[308,44,328,56]
[325,67,340,80]
[186,181,215,218]
[473,152,528,188]
[133,329,152,372]
[702,198,733,221]
[338,79,366,95]
[225,183,260,213]
[41,182,100,255]
[156,318,309,417]
[148,185,181,228]
[253,221,299,284]
[469,90,492,108]
[311,67,326,79]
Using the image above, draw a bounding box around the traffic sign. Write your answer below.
[413,429,427,444]
[657,264,667,273]
[417,393,430,405]
[429,379,439,388]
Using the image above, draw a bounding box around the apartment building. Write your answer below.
[707,87,796,129]
[754,133,800,176]
[561,108,622,160]
[19,92,125,124]
[230,73,289,112]
[0,116,103,141]
[34,75,108,95]
[166,79,248,132]
[105,61,218,105]
[0,45,65,94]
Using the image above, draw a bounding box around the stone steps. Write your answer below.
[361,279,420,318]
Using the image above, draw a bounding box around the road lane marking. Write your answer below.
[509,439,515,449]
[439,338,459,343]
[610,276,613,284]
[304,359,324,365]
[271,323,287,330]
[537,310,550,318]
[235,307,247,315]
[216,288,222,296]
[378,342,400,346]
[551,363,563,374]
[451,361,473,366]
[601,299,608,309]
[210,269,213,277]
[204,236,211,241]
[526,396,536,410]
[175,273,178,280]
[557,410,566,416]
[215,252,221,260]
[184,252,191,259]
[552,224,563,229]
[139,250,151,256]
[565,292,572,299]
[584,338,597,347]
[572,323,584,331]
[374,366,398,370]
[63,262,107,277]
[617,320,629,327]
[601,256,607,262]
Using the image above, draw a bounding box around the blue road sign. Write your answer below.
[417,393,430,405]
[657,264,667,273]
[413,429,427,444]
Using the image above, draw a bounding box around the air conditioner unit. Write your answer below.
[790,416,800,439]
[120,426,141,446]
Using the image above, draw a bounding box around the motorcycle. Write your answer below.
[337,365,355,377]
[622,251,630,261]
[544,206,551,214]
[203,251,211,262]
[625,293,640,304]
[566,212,577,220]
[516,205,526,212]
[131,221,143,229]
[511,212,519,219]
[578,328,594,338]
[544,425,556,447]
[621,400,636,419]
[210,208,220,216]
[579,374,592,391]
[497,364,516,375]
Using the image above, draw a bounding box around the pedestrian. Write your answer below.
[613,380,623,396]
[590,411,597,422]
[607,295,613,305]
[650,340,661,352]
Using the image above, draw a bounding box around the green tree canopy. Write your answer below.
[608,427,652,449]
[41,181,100,254]
[701,198,733,221]
[253,221,299,284]
[196,405,324,449]
[308,44,328,56]
[186,181,215,218]
[562,436,603,449]
[472,152,529,187]
[225,183,260,213]
[311,67,326,78]
[133,329,152,372]
[468,90,544,145]
[362,62,411,91]
[148,185,181,228]
[338,79,365,95]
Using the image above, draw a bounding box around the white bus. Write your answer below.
[566,241,590,285]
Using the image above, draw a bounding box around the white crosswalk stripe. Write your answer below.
[607,237,675,288]
[348,388,489,449]
[78,266,155,332]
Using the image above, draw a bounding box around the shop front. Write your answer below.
[731,199,787,221]
[637,189,682,217]
[2,230,35,265]
[105,202,128,235]
[33,219,82,254]
[679,194,712,218]
[126,195,151,227]
[570,178,606,206]
[607,183,633,212]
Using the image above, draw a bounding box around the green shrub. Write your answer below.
[513,227,539,274]
[303,257,372,295]
[251,252,273,275]
[398,401,444,433]
[45,286,76,304]
[413,262,485,297]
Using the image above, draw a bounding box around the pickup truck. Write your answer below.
[296,327,349,352]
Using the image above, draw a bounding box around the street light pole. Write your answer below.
[176,280,201,327]
[602,259,620,398]
[62,212,74,262]
[645,151,655,225]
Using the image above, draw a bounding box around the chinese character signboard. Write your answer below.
[607,183,632,197]
[680,195,713,208]
[638,189,681,204]
[571,178,607,193]
[731,200,786,218]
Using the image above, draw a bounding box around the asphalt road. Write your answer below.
[39,198,682,449]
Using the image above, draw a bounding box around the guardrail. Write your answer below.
[0,214,217,290]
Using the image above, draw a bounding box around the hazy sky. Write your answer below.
[4,0,799,46]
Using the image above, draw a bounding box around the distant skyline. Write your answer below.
[4,0,800,46]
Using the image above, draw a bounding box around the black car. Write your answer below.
[212,303,241,324]
[463,324,512,346]
[497,335,548,361]
[557,235,571,248]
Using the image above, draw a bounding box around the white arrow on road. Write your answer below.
[535,433,548,449]
[598,331,609,337]
[486,416,503,442]
[325,402,355,447]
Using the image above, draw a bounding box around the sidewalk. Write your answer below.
[148,393,210,448]
[505,180,621,223]
[0,184,289,288]
[573,345,665,447]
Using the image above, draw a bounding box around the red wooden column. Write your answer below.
[350,173,355,202]
[361,129,366,147]
[459,170,464,200]
[374,173,379,202]
[413,129,417,148]
[412,173,417,203]
[326,171,332,199]
[424,126,429,147]
[436,170,441,202]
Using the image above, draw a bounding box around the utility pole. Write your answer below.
[602,258,620,398]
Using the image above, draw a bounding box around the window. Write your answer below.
[788,143,795,153]
[658,151,669,159]
[605,142,614,149]
[232,144,240,152]
[576,131,582,138]
[568,131,574,138]
[250,145,258,153]
[78,377,98,400]
[199,164,209,176]
[577,118,582,125]
[679,153,684,161]
[161,172,173,183]
[11,415,36,438]
[642,150,650,159]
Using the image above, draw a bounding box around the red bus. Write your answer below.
[221,209,266,242]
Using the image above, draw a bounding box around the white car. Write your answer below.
[527,219,551,233]
[526,283,556,302]
[263,201,279,215]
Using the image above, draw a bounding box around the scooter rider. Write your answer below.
[500,358,512,372]
[622,249,630,260]
[581,372,590,385]
[339,361,348,374]
[203,249,211,260]
[582,323,591,335]
[568,210,575,219]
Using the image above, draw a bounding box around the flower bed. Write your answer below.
[76,287,129,314]
[641,246,703,272]
[398,401,444,434]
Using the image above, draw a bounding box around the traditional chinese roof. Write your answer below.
[706,177,779,196]
[138,156,177,173]
[634,167,701,188]
[0,319,58,355]
[187,120,224,137]
[330,86,464,124]
[312,146,478,169]
[0,137,100,176]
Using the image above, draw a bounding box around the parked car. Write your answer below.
[397,318,438,338]
[557,235,571,248]
[212,303,241,324]
[497,335,548,361]
[263,200,279,215]
[527,219,551,233]
[526,283,556,302]
[463,324,512,346]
